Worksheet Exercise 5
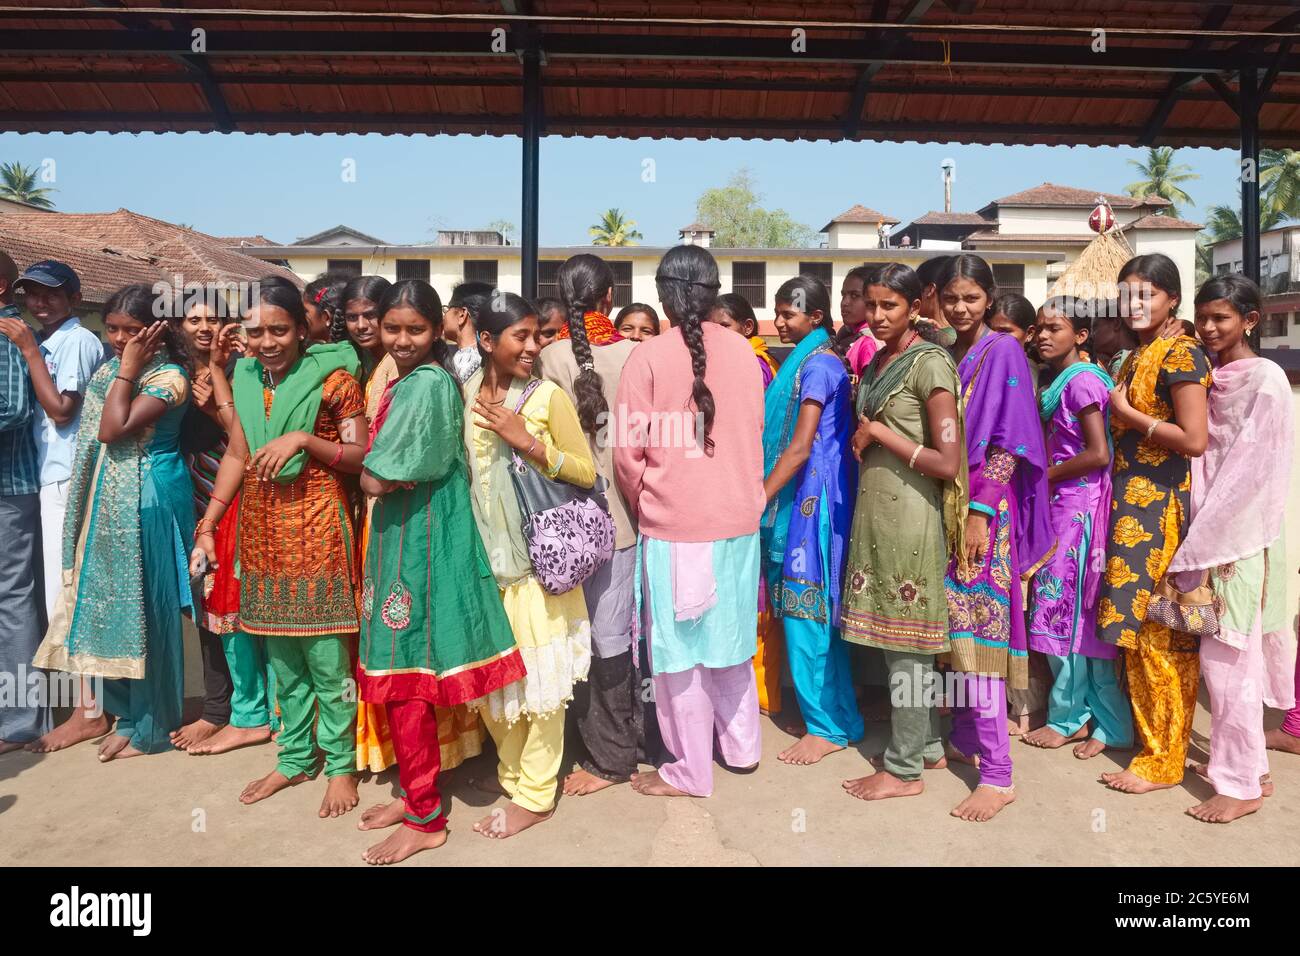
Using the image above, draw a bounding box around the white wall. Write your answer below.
[997,205,1148,236]
[827,222,883,250]
[1128,229,1199,306]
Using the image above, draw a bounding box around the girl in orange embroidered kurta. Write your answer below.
[192,276,368,820]
[1098,255,1211,793]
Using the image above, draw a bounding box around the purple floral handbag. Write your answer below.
[509,380,615,595]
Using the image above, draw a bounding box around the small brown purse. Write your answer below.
[1144,570,1222,637]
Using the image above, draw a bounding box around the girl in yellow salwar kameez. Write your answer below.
[1097,255,1211,794]
[463,292,595,840]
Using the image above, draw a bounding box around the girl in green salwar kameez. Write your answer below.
[356,280,525,865]
[839,264,967,803]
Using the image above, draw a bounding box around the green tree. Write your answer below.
[1124,146,1198,217]
[0,161,56,208]
[487,218,517,245]
[589,208,642,247]
[1261,148,1300,223]
[694,168,817,248]
[1196,195,1286,286]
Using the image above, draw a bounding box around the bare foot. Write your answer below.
[778,734,845,766]
[97,734,143,762]
[1021,725,1088,749]
[1262,774,1274,798]
[0,740,26,756]
[562,768,619,796]
[1264,728,1300,756]
[320,775,360,818]
[24,711,111,753]
[630,769,689,796]
[945,745,980,766]
[843,770,924,801]
[472,802,553,839]
[358,799,405,831]
[240,769,309,805]
[1073,737,1110,759]
[868,752,947,771]
[1186,794,1263,824]
[951,784,1016,822]
[1100,768,1176,793]
[363,825,448,864]
[188,723,271,755]
[170,718,222,752]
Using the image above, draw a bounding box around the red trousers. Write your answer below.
[386,698,446,832]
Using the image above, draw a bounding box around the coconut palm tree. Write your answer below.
[1124,146,1198,217]
[588,208,642,247]
[0,161,57,208]
[1261,148,1300,223]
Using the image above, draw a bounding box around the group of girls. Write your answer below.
[16,241,1298,866]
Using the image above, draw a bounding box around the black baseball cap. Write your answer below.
[15,260,80,296]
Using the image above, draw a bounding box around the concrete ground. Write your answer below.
[2,627,1298,866]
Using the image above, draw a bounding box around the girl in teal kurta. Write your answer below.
[34,284,194,759]
[356,278,525,865]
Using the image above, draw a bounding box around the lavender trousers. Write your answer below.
[652,662,761,797]
[948,672,1013,789]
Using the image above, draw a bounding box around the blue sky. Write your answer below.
[0,131,1244,246]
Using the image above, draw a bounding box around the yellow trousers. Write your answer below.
[482,709,565,813]
[1123,620,1200,785]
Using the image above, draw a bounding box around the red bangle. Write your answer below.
[210,494,231,509]
[329,444,345,468]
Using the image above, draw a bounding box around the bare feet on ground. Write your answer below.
[1189,762,1273,797]
[778,734,844,766]
[239,769,309,805]
[951,785,1016,822]
[0,740,26,755]
[1021,725,1088,749]
[562,768,619,796]
[1072,737,1113,759]
[97,734,144,762]
[187,724,271,755]
[945,745,980,766]
[1100,768,1176,793]
[472,802,553,839]
[1264,727,1300,756]
[843,770,924,801]
[320,775,359,818]
[358,799,406,831]
[630,769,689,796]
[1186,794,1263,823]
[170,718,222,752]
[25,712,111,753]
[363,826,447,864]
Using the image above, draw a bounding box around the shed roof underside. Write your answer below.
[1,1,1298,148]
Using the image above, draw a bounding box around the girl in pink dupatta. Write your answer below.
[1170,275,1293,824]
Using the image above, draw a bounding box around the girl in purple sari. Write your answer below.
[939,255,1054,823]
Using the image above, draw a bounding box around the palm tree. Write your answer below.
[1203,197,1285,244]
[0,161,57,208]
[1261,148,1300,223]
[588,208,642,247]
[1124,146,1198,217]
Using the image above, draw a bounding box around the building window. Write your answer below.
[992,264,1025,297]
[536,260,564,301]
[463,259,498,286]
[1292,312,1300,326]
[326,258,362,277]
[732,262,767,308]
[609,261,633,308]
[798,261,834,289]
[1262,314,1286,338]
[395,259,430,282]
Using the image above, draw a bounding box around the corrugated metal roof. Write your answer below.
[0,1,1296,147]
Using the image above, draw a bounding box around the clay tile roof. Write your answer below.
[678,222,715,233]
[908,211,995,226]
[219,234,280,247]
[819,204,900,232]
[0,208,300,305]
[1123,213,1202,230]
[988,183,1170,209]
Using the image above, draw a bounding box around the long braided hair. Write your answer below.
[556,253,614,435]
[654,245,721,453]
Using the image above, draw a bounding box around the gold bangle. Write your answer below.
[216,401,234,410]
